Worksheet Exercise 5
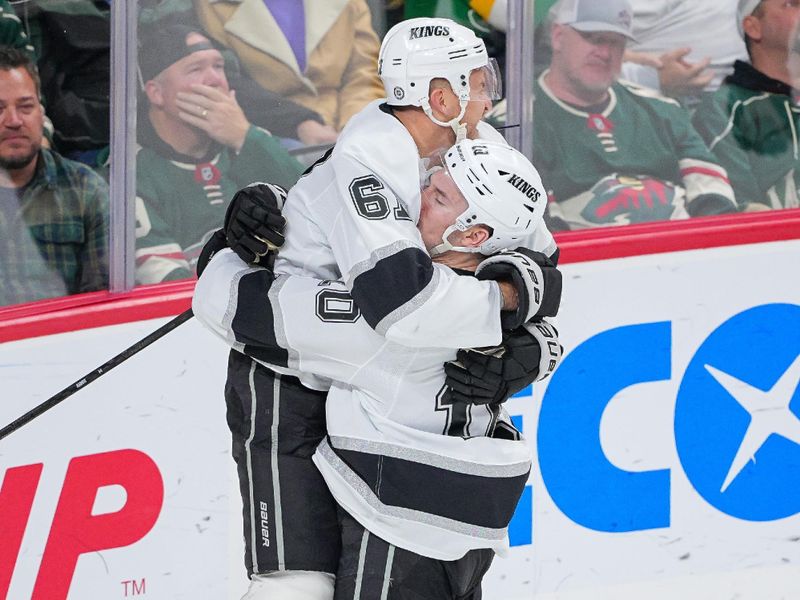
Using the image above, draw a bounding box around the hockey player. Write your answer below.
[194,139,563,599]
[196,17,562,600]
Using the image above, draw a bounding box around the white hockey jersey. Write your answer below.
[193,249,536,560]
[275,100,556,356]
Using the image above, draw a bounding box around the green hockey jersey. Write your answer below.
[533,71,736,230]
[693,60,800,211]
[134,123,302,284]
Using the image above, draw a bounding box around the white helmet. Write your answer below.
[430,139,547,256]
[378,18,502,141]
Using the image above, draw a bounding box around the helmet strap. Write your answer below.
[429,224,483,256]
[421,97,469,142]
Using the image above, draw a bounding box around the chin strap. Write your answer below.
[429,224,484,256]
[421,97,469,142]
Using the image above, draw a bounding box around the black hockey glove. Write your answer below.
[443,320,563,406]
[475,248,562,330]
[224,182,288,265]
[196,228,228,277]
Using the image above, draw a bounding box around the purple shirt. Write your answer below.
[264,0,306,73]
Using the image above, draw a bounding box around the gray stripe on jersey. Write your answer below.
[347,240,438,336]
[374,267,440,337]
[329,435,531,478]
[318,440,508,541]
[222,267,258,352]
[267,275,301,370]
[354,528,370,600]
[380,546,395,600]
[347,239,422,283]
[271,373,287,569]
[246,360,259,572]
[225,266,263,353]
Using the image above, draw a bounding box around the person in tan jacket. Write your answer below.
[194,0,385,133]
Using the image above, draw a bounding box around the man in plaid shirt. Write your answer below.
[0,47,108,307]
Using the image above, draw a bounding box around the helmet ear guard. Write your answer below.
[429,140,547,256]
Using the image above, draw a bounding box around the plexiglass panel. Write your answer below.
[0,0,110,306]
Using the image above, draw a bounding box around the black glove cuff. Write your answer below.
[536,265,562,318]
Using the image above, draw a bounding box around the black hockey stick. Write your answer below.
[0,308,194,442]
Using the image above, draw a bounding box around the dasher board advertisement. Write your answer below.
[1,239,799,599]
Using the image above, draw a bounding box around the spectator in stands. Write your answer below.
[0,47,108,306]
[139,0,340,147]
[0,0,54,146]
[533,0,737,231]
[194,0,384,132]
[692,0,800,211]
[0,0,34,57]
[14,0,111,166]
[622,0,747,103]
[135,25,303,284]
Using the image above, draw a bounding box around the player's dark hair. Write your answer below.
[0,47,41,94]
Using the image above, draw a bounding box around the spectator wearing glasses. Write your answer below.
[692,0,800,211]
[533,0,737,231]
[0,47,108,306]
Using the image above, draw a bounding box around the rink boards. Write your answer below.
[1,238,799,600]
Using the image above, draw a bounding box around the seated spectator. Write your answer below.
[621,0,747,103]
[0,0,35,57]
[692,0,800,212]
[14,0,111,166]
[135,25,303,284]
[533,0,737,231]
[194,0,385,132]
[139,0,338,146]
[0,47,108,306]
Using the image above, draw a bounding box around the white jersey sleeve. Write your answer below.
[475,120,507,143]
[191,249,330,390]
[193,249,453,388]
[274,101,505,350]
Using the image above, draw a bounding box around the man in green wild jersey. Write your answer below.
[534,0,737,231]
[134,24,302,284]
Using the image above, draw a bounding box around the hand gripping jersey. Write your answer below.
[274,99,556,356]
[194,249,538,560]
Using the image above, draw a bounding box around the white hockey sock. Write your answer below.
[241,570,335,600]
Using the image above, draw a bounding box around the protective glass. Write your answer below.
[470,58,503,102]
[422,147,461,190]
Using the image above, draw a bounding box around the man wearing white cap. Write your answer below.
[533,0,737,230]
[692,0,800,210]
